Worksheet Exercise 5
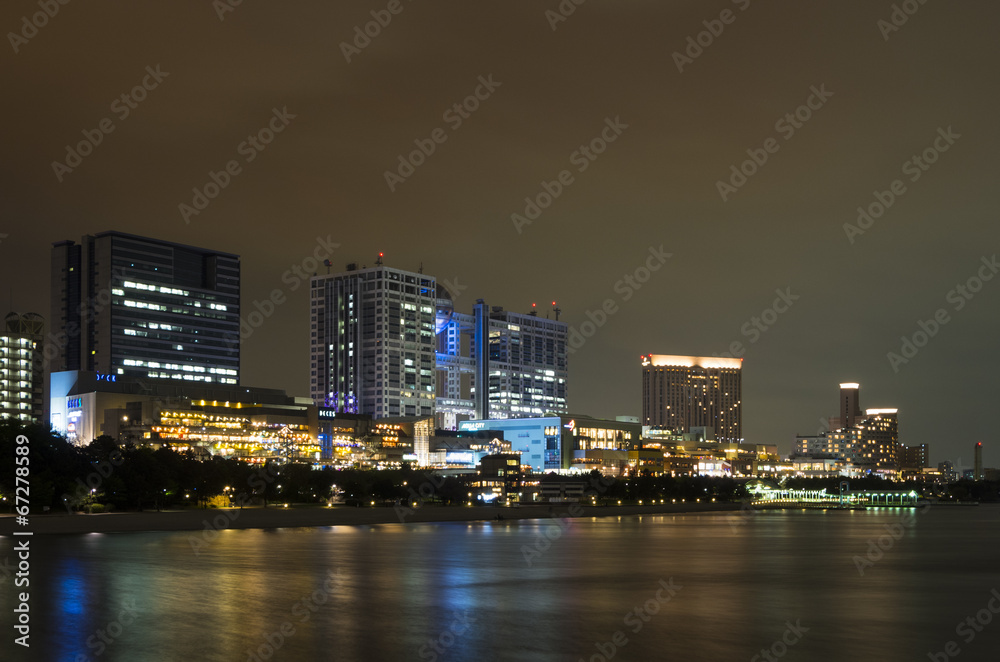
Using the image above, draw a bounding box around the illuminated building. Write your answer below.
[49,370,319,461]
[310,260,437,418]
[435,296,568,428]
[796,382,902,472]
[641,354,742,443]
[857,408,899,471]
[459,415,639,472]
[835,382,861,429]
[795,428,862,462]
[1,312,44,423]
[900,443,929,469]
[473,453,522,503]
[974,442,984,480]
[50,231,240,384]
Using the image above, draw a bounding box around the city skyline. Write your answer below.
[1,1,997,466]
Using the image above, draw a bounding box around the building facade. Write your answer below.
[459,415,640,473]
[641,355,742,443]
[49,370,319,461]
[1,312,45,423]
[310,262,437,419]
[50,231,240,385]
[856,408,900,470]
[900,443,929,469]
[436,295,568,428]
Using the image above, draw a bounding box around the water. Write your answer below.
[3,507,1000,661]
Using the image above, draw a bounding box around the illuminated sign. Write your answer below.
[67,397,82,409]
[96,372,117,383]
[318,408,338,419]
[460,421,487,431]
[564,419,576,431]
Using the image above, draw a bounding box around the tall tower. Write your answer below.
[0,312,45,423]
[839,382,861,429]
[641,354,743,443]
[974,442,984,481]
[50,232,240,384]
[310,261,437,418]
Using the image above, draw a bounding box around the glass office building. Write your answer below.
[50,232,240,384]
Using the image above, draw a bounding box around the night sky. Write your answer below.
[2,1,997,466]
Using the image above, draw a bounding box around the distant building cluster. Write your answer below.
[1,229,989,486]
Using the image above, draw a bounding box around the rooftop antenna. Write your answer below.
[376,252,384,266]
[530,302,537,317]
[323,259,332,275]
[418,262,423,274]
[552,301,561,321]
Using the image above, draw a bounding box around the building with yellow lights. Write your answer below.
[641,354,742,443]
[50,370,321,462]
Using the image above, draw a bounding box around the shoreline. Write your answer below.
[0,502,741,536]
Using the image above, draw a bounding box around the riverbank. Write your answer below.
[0,502,741,535]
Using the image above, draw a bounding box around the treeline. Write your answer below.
[0,421,466,512]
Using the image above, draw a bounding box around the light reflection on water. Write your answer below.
[3,508,1000,662]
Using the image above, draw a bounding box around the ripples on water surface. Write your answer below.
[3,507,1000,661]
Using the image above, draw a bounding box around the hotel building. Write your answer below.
[641,354,742,443]
[50,231,240,384]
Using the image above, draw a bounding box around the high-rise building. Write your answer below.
[436,296,568,428]
[1,312,45,423]
[900,443,929,469]
[50,231,240,384]
[857,408,899,470]
[974,442,984,480]
[641,354,742,443]
[838,382,861,429]
[310,261,437,418]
